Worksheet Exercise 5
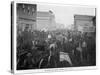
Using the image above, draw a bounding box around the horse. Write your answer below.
[38,42,58,68]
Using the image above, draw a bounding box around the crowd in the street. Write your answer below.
[17,28,96,70]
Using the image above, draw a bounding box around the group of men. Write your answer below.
[17,29,96,70]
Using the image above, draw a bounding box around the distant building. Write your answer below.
[56,23,65,29]
[37,10,56,31]
[17,3,37,31]
[74,15,96,33]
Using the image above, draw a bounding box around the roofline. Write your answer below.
[74,14,96,17]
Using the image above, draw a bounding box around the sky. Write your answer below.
[37,4,95,27]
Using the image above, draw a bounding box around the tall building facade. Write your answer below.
[17,3,37,32]
[74,15,96,33]
[37,10,56,31]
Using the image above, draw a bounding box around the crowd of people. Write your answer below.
[17,28,96,70]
